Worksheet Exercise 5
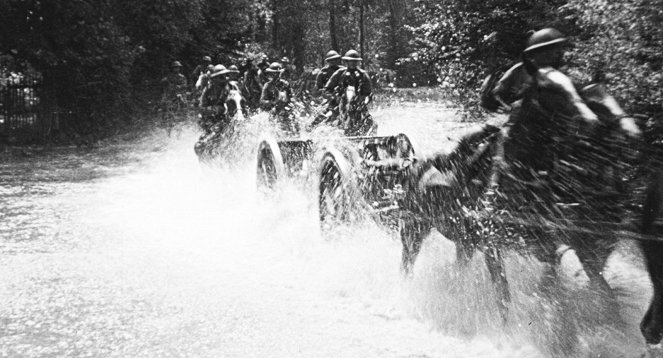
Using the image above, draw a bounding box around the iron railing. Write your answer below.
[0,72,69,140]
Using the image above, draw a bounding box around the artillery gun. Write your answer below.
[256,132,416,231]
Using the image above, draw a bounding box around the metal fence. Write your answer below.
[0,72,67,141]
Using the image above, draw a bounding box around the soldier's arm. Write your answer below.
[199,86,209,107]
[260,84,274,110]
[195,73,207,90]
[315,71,325,91]
[491,63,525,110]
[361,71,372,97]
[324,71,341,95]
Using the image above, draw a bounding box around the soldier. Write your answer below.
[198,64,233,135]
[227,65,241,84]
[315,50,343,93]
[260,62,292,112]
[256,57,270,89]
[309,49,373,134]
[308,50,345,128]
[324,49,372,101]
[260,62,299,135]
[160,60,188,104]
[191,56,212,85]
[241,59,262,110]
[281,56,297,82]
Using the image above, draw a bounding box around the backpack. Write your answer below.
[479,70,502,112]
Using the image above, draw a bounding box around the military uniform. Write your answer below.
[260,78,292,112]
[160,72,187,102]
[324,67,372,98]
[315,64,343,91]
[492,62,533,107]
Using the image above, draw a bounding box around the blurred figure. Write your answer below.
[160,60,188,104]
[241,58,262,111]
[227,65,241,83]
[490,28,567,113]
[315,50,343,93]
[309,49,374,135]
[324,49,372,105]
[191,55,212,85]
[281,56,297,82]
[198,64,233,135]
[260,62,299,135]
[257,56,270,89]
[158,60,189,135]
[195,64,214,92]
[308,50,344,128]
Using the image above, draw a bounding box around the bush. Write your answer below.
[408,0,662,118]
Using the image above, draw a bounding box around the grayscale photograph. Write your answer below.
[1,0,662,357]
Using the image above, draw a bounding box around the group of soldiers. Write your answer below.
[160,48,375,139]
[159,27,641,145]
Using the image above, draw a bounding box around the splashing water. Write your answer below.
[0,104,654,357]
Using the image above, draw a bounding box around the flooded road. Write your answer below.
[0,103,654,357]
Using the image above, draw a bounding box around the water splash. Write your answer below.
[0,105,654,357]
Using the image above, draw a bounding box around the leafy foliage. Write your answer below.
[408,0,569,118]
[564,0,663,115]
[408,0,662,118]
[1,0,661,140]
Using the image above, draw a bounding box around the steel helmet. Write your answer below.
[281,56,290,64]
[524,28,567,53]
[210,64,229,77]
[228,65,239,73]
[171,60,183,68]
[325,50,341,61]
[202,56,212,62]
[342,49,362,61]
[265,62,285,73]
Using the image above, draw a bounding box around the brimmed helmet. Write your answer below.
[228,65,239,73]
[210,64,229,78]
[524,28,567,53]
[171,61,183,68]
[325,50,341,61]
[202,56,212,62]
[342,50,362,61]
[265,62,284,73]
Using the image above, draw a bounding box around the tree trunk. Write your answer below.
[293,22,306,72]
[329,0,339,51]
[272,2,279,50]
[386,0,404,68]
[359,0,365,60]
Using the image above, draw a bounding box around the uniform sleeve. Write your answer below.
[360,71,372,96]
[260,83,273,109]
[200,86,210,107]
[315,71,325,90]
[195,73,205,90]
[492,63,522,104]
[259,83,269,102]
[324,69,342,94]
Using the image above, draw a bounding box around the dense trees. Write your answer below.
[408,0,663,117]
[0,0,661,138]
[565,0,663,114]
